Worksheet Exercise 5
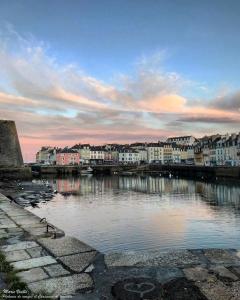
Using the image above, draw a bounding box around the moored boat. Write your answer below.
[80,166,93,175]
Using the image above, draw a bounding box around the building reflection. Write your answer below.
[44,175,240,210]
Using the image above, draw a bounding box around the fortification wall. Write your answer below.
[0,120,24,167]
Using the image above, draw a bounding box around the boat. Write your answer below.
[80,167,93,175]
[121,171,134,176]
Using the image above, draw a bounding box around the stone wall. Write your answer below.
[0,120,24,167]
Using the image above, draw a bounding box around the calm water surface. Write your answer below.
[28,175,240,253]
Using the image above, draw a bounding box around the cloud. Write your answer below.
[0,27,239,161]
[209,91,240,111]
[178,115,240,124]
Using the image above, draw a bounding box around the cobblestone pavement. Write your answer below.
[1,193,240,299]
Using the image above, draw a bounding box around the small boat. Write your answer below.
[122,171,133,176]
[80,167,93,175]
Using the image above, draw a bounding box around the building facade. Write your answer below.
[118,149,140,164]
[56,149,80,165]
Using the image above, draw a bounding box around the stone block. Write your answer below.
[5,249,30,262]
[13,215,41,226]
[105,250,201,268]
[23,226,48,238]
[6,228,24,238]
[183,266,216,282]
[196,280,238,300]
[0,204,16,211]
[6,210,33,217]
[0,218,17,229]
[28,274,93,296]
[0,233,8,239]
[0,228,9,238]
[21,223,47,229]
[210,265,239,281]
[204,249,240,265]
[85,264,94,273]
[11,256,56,270]
[7,227,23,234]
[26,246,48,258]
[38,236,94,257]
[59,251,97,272]
[1,241,38,252]
[156,267,184,283]
[0,229,7,235]
[18,267,49,283]
[231,266,240,278]
[44,264,70,277]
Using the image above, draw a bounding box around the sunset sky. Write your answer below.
[0,0,240,162]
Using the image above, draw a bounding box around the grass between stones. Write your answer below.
[0,251,53,300]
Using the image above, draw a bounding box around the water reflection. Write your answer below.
[30,175,240,253]
[46,175,240,210]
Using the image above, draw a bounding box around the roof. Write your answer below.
[119,148,139,153]
[71,143,90,149]
[58,148,78,154]
[90,146,106,151]
[167,136,195,140]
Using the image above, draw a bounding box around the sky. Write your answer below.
[0,0,239,162]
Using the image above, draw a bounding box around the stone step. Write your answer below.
[38,236,95,257]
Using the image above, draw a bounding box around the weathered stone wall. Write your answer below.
[0,120,24,167]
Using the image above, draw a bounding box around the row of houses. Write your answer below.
[194,133,240,166]
[35,133,240,166]
[36,143,194,166]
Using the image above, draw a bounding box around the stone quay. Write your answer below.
[0,192,240,299]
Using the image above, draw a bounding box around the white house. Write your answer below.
[136,148,148,163]
[147,143,164,163]
[216,137,227,166]
[172,145,181,164]
[118,149,140,164]
[90,146,105,161]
